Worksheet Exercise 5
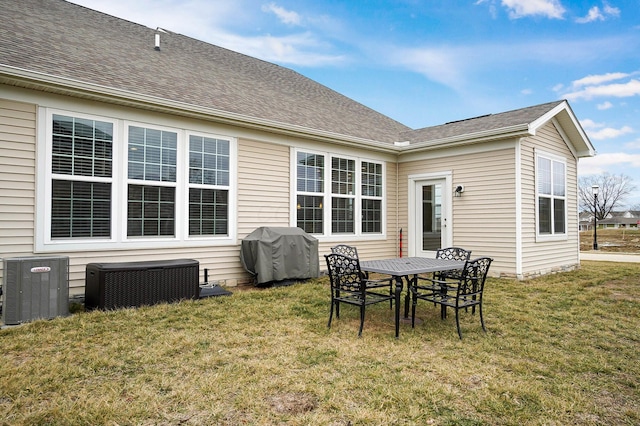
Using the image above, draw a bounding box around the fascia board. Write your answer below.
[397,125,531,153]
[0,65,399,153]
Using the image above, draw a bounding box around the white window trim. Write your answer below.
[290,147,386,241]
[36,107,237,252]
[535,149,568,242]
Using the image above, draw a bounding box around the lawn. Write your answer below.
[1,261,639,425]
[580,228,640,252]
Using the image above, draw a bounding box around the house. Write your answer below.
[579,210,640,231]
[1,0,595,295]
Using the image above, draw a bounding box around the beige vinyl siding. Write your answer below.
[520,121,579,276]
[0,100,37,287]
[400,145,518,276]
[237,138,291,236]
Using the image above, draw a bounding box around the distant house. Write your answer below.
[1,0,595,294]
[581,211,640,230]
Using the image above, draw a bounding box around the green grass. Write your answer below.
[1,261,639,425]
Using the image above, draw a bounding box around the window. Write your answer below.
[51,114,113,238]
[361,161,383,233]
[127,126,177,237]
[39,109,235,251]
[188,135,230,236]
[537,152,566,237]
[295,150,384,236]
[296,152,325,234]
[331,157,355,233]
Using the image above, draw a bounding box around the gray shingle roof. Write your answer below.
[401,100,565,143]
[1,0,410,143]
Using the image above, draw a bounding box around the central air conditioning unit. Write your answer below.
[2,256,70,326]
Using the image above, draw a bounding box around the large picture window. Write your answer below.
[40,109,235,251]
[537,152,566,237]
[295,150,384,236]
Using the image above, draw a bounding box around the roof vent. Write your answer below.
[154,27,169,51]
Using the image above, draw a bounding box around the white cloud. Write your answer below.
[580,119,604,129]
[580,119,634,140]
[565,79,640,101]
[521,88,533,95]
[222,32,347,66]
[576,1,620,23]
[572,72,629,88]
[597,101,613,110]
[390,46,465,89]
[391,38,634,93]
[501,0,565,19]
[576,6,605,23]
[587,125,634,140]
[603,2,621,17]
[262,2,302,26]
[579,152,640,176]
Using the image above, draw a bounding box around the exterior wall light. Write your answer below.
[454,185,464,197]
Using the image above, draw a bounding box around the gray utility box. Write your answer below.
[85,259,200,310]
[2,256,70,326]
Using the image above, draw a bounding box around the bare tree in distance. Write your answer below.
[579,173,636,219]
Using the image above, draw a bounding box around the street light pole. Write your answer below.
[592,185,599,250]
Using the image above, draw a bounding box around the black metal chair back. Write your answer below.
[330,244,393,307]
[324,253,394,336]
[435,247,472,262]
[331,244,360,259]
[434,247,471,280]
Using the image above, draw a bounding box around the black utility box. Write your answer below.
[85,259,199,310]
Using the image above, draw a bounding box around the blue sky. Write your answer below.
[69,0,640,206]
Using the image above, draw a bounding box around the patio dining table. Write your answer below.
[360,257,465,338]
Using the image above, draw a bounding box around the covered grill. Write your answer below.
[240,227,319,285]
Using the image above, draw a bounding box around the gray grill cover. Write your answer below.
[240,227,319,284]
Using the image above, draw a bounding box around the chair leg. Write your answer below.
[358,305,365,337]
[327,301,335,328]
[455,308,463,339]
[411,291,417,328]
[479,303,486,333]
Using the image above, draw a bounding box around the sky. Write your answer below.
[67,0,640,207]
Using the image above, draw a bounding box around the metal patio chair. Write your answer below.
[411,257,493,339]
[331,244,394,308]
[325,253,395,336]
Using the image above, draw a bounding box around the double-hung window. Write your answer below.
[188,135,230,236]
[536,151,566,238]
[127,125,177,237]
[51,114,113,239]
[295,150,384,237]
[39,109,235,251]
